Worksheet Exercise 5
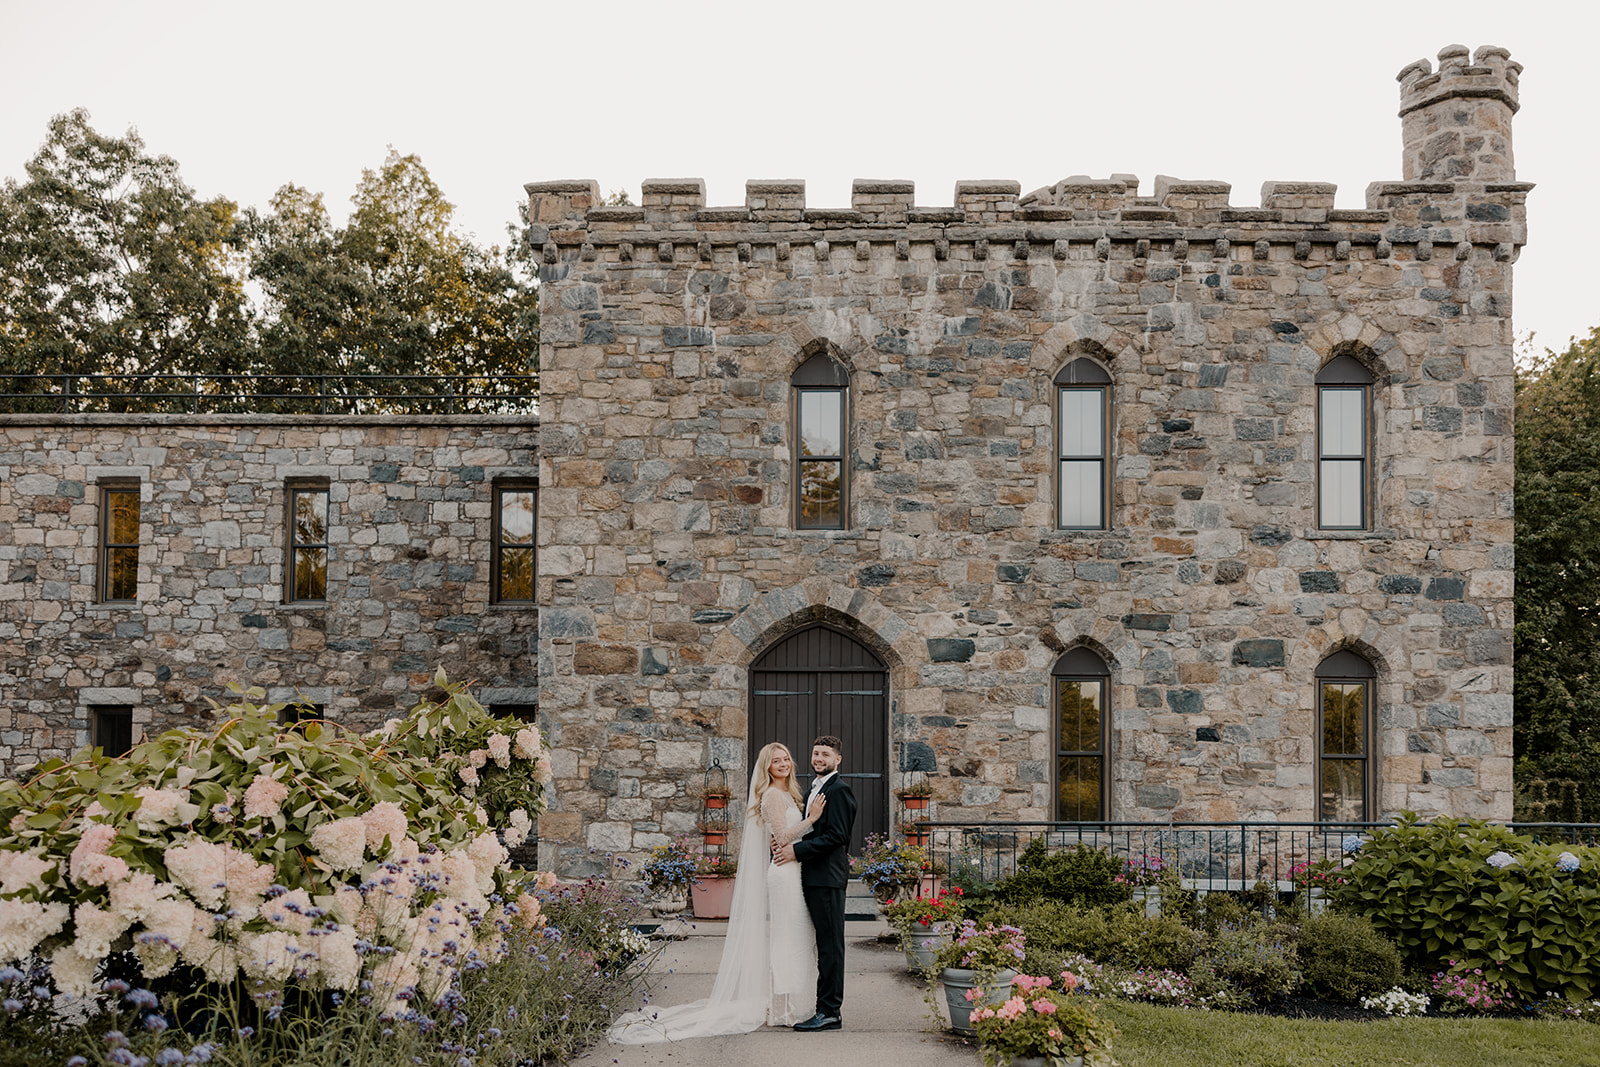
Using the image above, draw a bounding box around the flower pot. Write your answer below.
[901,796,930,810]
[1132,886,1161,917]
[704,795,728,809]
[917,874,943,899]
[903,922,953,973]
[701,830,726,847]
[651,892,688,917]
[940,966,1017,1035]
[904,832,929,848]
[690,875,736,919]
[1305,886,1327,917]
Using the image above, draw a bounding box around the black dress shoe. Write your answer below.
[793,1012,842,1031]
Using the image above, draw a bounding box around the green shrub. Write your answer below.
[1297,912,1403,1002]
[997,838,1133,909]
[981,900,1200,975]
[1194,920,1300,1005]
[1334,812,1600,1002]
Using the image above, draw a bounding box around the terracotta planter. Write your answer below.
[701,830,726,846]
[704,795,728,809]
[917,874,943,899]
[941,967,1017,1035]
[690,875,735,919]
[903,832,929,848]
[900,796,930,810]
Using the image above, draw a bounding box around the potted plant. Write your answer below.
[896,780,934,811]
[881,886,965,973]
[640,838,697,915]
[899,819,930,848]
[688,850,739,920]
[1115,853,1166,916]
[851,832,928,905]
[1288,857,1346,916]
[697,814,729,847]
[968,972,1118,1067]
[688,780,733,810]
[934,920,1026,1035]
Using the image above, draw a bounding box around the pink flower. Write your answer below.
[1048,1027,1063,1040]
[1032,998,1057,1014]
[997,996,1026,1021]
[486,733,512,768]
[1059,970,1080,992]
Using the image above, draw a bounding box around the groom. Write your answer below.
[773,734,856,1032]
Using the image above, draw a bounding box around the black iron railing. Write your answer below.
[0,374,537,416]
[915,820,1600,893]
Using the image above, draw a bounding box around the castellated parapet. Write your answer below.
[531,46,1522,877]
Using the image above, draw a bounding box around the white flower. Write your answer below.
[243,773,289,820]
[1486,850,1519,869]
[240,930,297,982]
[133,786,188,831]
[468,748,488,769]
[1557,851,1581,872]
[262,887,315,935]
[310,817,368,872]
[503,823,527,848]
[71,900,131,959]
[50,942,98,997]
[487,733,512,768]
[459,764,480,787]
[318,925,362,992]
[109,871,175,926]
[0,848,54,896]
[0,898,69,961]
[361,801,408,854]
[535,755,553,784]
[466,831,507,891]
[68,822,119,885]
[513,726,541,760]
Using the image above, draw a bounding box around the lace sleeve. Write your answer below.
[762,789,809,846]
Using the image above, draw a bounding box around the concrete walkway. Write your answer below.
[571,918,981,1067]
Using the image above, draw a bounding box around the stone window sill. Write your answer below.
[1304,528,1397,541]
[488,602,538,610]
[279,601,327,610]
[769,528,865,540]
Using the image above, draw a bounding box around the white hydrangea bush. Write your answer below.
[0,673,555,1009]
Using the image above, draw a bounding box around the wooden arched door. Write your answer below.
[749,624,888,855]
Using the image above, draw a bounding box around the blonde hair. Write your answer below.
[749,742,805,817]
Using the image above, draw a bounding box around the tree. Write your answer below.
[0,109,253,401]
[245,150,538,408]
[1514,326,1600,811]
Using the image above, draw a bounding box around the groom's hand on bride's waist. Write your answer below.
[773,841,798,865]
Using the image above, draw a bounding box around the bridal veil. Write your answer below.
[606,766,781,1043]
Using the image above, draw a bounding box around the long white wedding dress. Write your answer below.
[607,783,818,1042]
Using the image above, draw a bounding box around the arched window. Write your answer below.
[1053,646,1110,820]
[792,352,849,529]
[1315,649,1376,821]
[1055,357,1112,530]
[1316,353,1374,530]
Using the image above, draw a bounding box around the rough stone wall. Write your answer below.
[524,46,1523,873]
[0,415,538,772]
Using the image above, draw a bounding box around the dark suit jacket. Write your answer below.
[792,773,857,888]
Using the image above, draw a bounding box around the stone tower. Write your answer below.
[1399,44,1521,183]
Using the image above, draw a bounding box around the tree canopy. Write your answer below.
[1514,325,1600,813]
[0,110,536,411]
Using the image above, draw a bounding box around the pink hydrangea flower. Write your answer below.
[487,733,512,767]
[243,773,289,820]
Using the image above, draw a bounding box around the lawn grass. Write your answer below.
[1101,1000,1600,1067]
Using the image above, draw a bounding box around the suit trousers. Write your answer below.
[802,882,846,1017]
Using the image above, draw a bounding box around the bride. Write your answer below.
[607,742,825,1042]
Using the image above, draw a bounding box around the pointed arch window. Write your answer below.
[1316,650,1375,821]
[793,352,849,529]
[1317,354,1374,530]
[1056,358,1111,530]
[1053,646,1110,820]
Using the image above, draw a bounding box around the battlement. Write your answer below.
[1398,44,1520,182]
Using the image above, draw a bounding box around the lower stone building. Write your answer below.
[0,413,539,769]
[532,44,1524,874]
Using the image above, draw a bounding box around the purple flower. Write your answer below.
[1342,835,1366,853]
[1486,850,1518,869]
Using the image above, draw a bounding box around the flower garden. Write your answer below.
[879,816,1600,1066]
[0,675,658,1067]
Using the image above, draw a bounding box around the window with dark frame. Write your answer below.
[91,705,134,758]
[100,485,140,602]
[1055,358,1112,530]
[288,485,330,602]
[490,704,539,725]
[1053,647,1110,821]
[1316,353,1374,530]
[279,702,323,728]
[1316,650,1375,822]
[792,351,849,530]
[493,484,536,603]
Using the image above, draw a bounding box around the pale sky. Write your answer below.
[3,0,1596,356]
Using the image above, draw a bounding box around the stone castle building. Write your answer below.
[532,44,1525,873]
[0,415,539,766]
